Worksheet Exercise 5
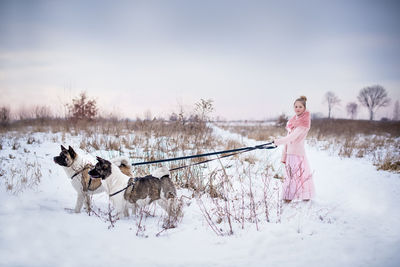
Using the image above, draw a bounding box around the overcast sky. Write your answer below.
[1,0,399,120]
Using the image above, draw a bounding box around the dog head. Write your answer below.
[53,145,77,167]
[88,156,112,180]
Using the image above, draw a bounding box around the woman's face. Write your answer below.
[294,101,305,116]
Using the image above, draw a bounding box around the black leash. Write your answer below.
[70,164,96,192]
[169,143,275,171]
[110,186,129,197]
[109,142,276,197]
[169,150,244,171]
[109,178,139,198]
[70,171,81,179]
[70,164,93,180]
[131,142,276,167]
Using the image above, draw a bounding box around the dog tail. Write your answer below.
[151,166,170,179]
[111,156,131,167]
[111,156,133,176]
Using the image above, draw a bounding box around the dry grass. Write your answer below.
[375,152,400,172]
[2,157,42,195]
[1,118,217,235]
[309,119,399,172]
[310,118,400,138]
[4,117,396,235]
[219,119,400,173]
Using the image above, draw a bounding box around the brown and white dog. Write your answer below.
[89,156,176,218]
[88,156,133,218]
[53,145,134,213]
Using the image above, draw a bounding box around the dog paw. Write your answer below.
[64,208,78,214]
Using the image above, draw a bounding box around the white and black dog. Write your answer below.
[53,145,133,213]
[89,156,176,218]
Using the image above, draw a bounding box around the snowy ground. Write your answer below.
[0,126,399,267]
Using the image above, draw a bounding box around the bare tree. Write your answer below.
[144,109,152,121]
[346,102,358,120]
[195,98,214,122]
[169,112,178,122]
[66,92,98,121]
[34,105,53,120]
[0,106,11,127]
[275,113,288,127]
[17,106,33,120]
[324,91,341,119]
[357,85,390,120]
[393,100,400,121]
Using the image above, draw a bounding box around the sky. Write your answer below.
[1,0,399,120]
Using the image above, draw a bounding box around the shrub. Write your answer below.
[66,92,98,121]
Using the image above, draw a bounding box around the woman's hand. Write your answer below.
[281,151,286,164]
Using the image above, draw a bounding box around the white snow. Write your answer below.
[0,127,399,267]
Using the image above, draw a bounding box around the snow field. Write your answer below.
[0,126,399,267]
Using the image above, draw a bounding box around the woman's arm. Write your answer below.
[274,126,308,146]
[281,144,287,164]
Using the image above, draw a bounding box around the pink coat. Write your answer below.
[274,110,311,161]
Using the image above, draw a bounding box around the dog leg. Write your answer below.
[116,209,128,220]
[74,194,84,213]
[158,197,176,217]
[167,198,176,217]
[110,198,128,219]
[123,202,130,217]
[84,193,91,212]
[130,203,137,216]
[157,199,169,215]
[124,208,129,217]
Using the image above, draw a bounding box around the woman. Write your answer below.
[274,96,315,202]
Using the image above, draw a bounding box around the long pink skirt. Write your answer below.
[282,154,315,200]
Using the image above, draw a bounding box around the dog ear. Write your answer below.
[61,145,67,151]
[68,146,77,159]
[96,156,104,163]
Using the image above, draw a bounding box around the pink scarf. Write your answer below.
[286,110,311,131]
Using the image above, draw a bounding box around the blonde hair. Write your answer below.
[294,96,307,108]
